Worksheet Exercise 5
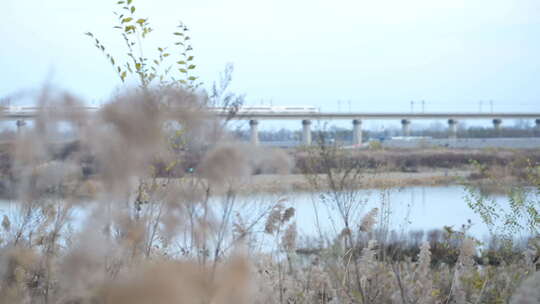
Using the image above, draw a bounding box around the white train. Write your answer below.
[0,106,100,114]
[1,105,319,115]
[209,106,319,114]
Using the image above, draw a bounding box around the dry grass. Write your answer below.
[294,147,540,173]
[0,87,538,304]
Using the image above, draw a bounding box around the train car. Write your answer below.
[4,106,31,114]
[1,106,101,116]
[208,106,319,114]
[274,106,319,113]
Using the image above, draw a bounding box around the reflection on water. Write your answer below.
[0,186,512,240]
[240,185,511,239]
[286,186,490,237]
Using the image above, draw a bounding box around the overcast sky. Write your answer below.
[2,0,539,118]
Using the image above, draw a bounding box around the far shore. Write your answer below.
[1,168,527,200]
[55,169,475,199]
[228,169,472,195]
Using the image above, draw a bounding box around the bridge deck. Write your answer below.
[1,108,539,120]
[223,112,540,120]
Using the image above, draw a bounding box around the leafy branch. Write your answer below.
[85,0,201,90]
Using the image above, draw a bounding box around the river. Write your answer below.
[0,185,527,242]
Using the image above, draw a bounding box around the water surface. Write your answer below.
[0,185,519,241]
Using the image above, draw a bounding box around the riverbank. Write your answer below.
[2,143,538,197]
[293,147,540,173]
[223,169,472,194]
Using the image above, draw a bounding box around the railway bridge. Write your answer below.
[2,106,540,146]
[226,111,540,145]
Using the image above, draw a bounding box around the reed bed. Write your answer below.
[0,87,538,304]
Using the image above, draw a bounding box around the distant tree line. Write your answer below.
[232,123,540,142]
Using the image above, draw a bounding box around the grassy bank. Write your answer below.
[294,147,540,173]
[2,143,539,197]
[229,170,470,194]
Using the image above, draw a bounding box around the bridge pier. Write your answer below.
[448,119,458,139]
[352,119,362,145]
[249,120,259,145]
[401,119,411,137]
[16,120,26,134]
[493,118,502,136]
[302,119,312,146]
[535,119,540,136]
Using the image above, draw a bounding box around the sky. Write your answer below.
[1,0,540,130]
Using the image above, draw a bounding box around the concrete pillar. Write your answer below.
[535,119,540,136]
[352,119,362,145]
[401,119,411,137]
[249,119,259,145]
[448,119,458,139]
[16,120,26,134]
[302,119,312,146]
[493,118,502,136]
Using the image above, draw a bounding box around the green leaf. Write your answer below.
[187,56,194,61]
[84,32,93,37]
[121,71,127,81]
[136,18,146,25]
[135,63,142,70]
[179,68,187,73]
[157,47,163,52]
[188,64,196,69]
[117,1,125,4]
[127,0,133,4]
[153,60,159,65]
[131,6,136,13]
[176,61,186,65]
[173,32,184,36]
[188,76,197,81]
[163,53,170,57]
[121,17,133,23]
